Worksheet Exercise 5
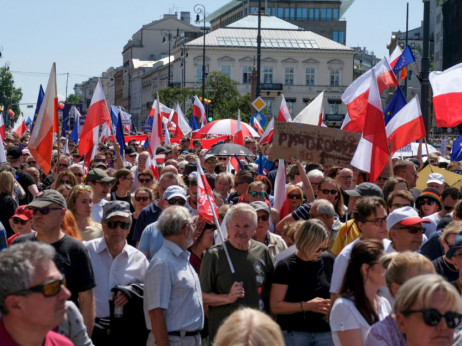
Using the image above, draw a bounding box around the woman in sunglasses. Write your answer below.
[129,187,153,246]
[109,169,135,213]
[415,188,442,217]
[7,205,33,246]
[280,184,304,220]
[270,219,334,345]
[50,171,77,190]
[317,178,346,222]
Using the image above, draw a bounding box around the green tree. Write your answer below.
[0,66,23,120]
[65,93,82,104]
[155,87,194,110]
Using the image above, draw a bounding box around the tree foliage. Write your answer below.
[155,87,194,110]
[0,67,23,119]
[65,93,82,104]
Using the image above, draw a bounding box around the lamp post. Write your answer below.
[161,30,172,87]
[420,0,430,137]
[256,0,262,97]
[194,3,206,106]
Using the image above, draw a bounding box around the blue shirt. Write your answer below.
[138,221,164,261]
[132,201,162,242]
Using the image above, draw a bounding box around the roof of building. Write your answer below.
[226,14,300,30]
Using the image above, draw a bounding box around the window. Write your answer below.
[290,8,295,20]
[306,68,315,85]
[296,8,307,20]
[285,67,295,85]
[221,65,231,78]
[264,100,273,117]
[196,65,203,83]
[286,99,296,115]
[328,100,341,114]
[263,67,273,83]
[309,8,319,20]
[329,69,340,86]
[333,31,345,44]
[284,8,290,19]
[333,8,339,20]
[321,8,326,20]
[326,8,332,20]
[277,7,283,18]
[242,66,252,84]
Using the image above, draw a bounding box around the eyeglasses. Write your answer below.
[95,181,111,187]
[234,181,246,187]
[250,191,266,198]
[402,309,462,329]
[316,246,329,253]
[135,196,150,201]
[59,163,69,168]
[27,161,37,165]
[205,160,217,164]
[452,170,462,174]
[288,194,301,199]
[168,198,186,206]
[218,157,227,161]
[320,189,338,195]
[377,176,388,181]
[73,172,84,177]
[9,275,67,298]
[12,218,29,225]
[393,226,426,234]
[31,207,63,215]
[257,214,270,221]
[138,179,152,183]
[363,216,387,226]
[444,206,454,212]
[106,220,131,230]
[418,199,436,207]
[391,203,412,209]
[59,180,71,185]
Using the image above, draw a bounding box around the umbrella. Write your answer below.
[205,143,255,157]
[193,119,260,137]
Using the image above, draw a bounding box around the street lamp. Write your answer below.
[420,0,430,137]
[161,30,172,87]
[194,3,206,106]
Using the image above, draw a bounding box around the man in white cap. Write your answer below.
[387,206,430,253]
[426,173,445,194]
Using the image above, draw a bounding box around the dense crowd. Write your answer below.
[1,131,462,346]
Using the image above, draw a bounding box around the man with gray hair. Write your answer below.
[308,199,341,251]
[0,242,73,345]
[144,206,204,346]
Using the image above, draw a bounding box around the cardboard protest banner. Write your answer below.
[272,122,361,166]
[416,164,462,190]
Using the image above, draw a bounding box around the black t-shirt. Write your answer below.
[273,252,334,332]
[420,232,444,261]
[110,192,134,213]
[0,194,18,237]
[12,233,96,305]
[15,169,36,205]
[432,255,459,282]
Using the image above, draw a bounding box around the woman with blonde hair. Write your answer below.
[51,171,77,190]
[0,171,18,237]
[67,185,102,241]
[271,219,334,345]
[281,184,304,220]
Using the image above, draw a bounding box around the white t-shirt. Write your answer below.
[423,212,442,237]
[330,296,391,346]
[330,238,392,294]
[91,199,108,223]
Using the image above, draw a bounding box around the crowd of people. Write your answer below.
[1,131,462,346]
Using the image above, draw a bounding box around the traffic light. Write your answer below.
[206,104,213,122]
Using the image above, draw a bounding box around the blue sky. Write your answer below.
[1,0,423,120]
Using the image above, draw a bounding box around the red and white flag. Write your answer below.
[341,58,398,133]
[273,159,288,216]
[170,103,192,138]
[386,95,426,155]
[293,91,324,125]
[0,113,5,140]
[79,80,111,167]
[259,117,274,145]
[29,63,58,174]
[196,158,218,221]
[350,69,390,183]
[148,100,172,119]
[146,154,160,180]
[12,114,27,137]
[388,46,402,69]
[277,95,292,122]
[99,122,111,143]
[234,110,245,146]
[0,135,6,163]
[149,93,163,155]
[429,62,462,128]
[193,95,207,125]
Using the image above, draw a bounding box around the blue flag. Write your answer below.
[451,134,462,161]
[110,106,119,130]
[393,45,415,74]
[30,85,44,133]
[257,152,263,175]
[116,112,126,156]
[25,117,32,126]
[189,115,198,131]
[383,87,407,125]
[131,118,138,134]
[233,154,245,171]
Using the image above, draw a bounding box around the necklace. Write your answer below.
[443,257,458,273]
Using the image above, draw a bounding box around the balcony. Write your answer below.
[261,83,283,91]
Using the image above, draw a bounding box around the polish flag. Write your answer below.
[170,104,192,138]
[277,95,292,122]
[29,63,58,174]
[234,110,245,146]
[259,117,274,145]
[12,114,27,137]
[429,62,462,128]
[196,158,219,221]
[386,95,426,155]
[0,113,5,140]
[341,58,398,133]
[99,122,111,142]
[148,101,172,119]
[293,91,324,125]
[388,46,402,69]
[0,135,6,163]
[149,93,163,155]
[252,119,264,135]
[193,95,207,124]
[273,159,288,216]
[79,80,111,168]
[350,69,390,183]
[146,154,160,180]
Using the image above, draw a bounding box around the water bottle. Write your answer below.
[111,291,123,318]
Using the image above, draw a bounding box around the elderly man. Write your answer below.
[214,172,233,201]
[13,190,96,335]
[0,242,73,345]
[426,173,445,194]
[394,159,420,199]
[144,206,204,346]
[86,168,116,223]
[308,199,341,251]
[200,204,274,342]
[85,201,148,345]
[69,164,85,185]
[131,151,150,191]
[335,168,354,206]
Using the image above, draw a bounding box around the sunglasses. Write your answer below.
[168,199,186,206]
[363,216,387,226]
[12,218,29,225]
[257,214,270,221]
[320,189,337,195]
[234,181,246,187]
[393,226,426,234]
[59,180,71,185]
[106,221,131,230]
[205,160,217,164]
[95,181,111,187]
[11,275,67,298]
[452,170,462,174]
[250,191,266,198]
[288,194,301,199]
[316,246,329,252]
[31,207,63,215]
[135,196,150,201]
[58,163,69,168]
[444,206,454,212]
[376,176,388,181]
[138,179,152,183]
[402,308,462,329]
[418,199,436,206]
[73,173,84,177]
[218,157,227,161]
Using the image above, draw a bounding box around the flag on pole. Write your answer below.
[451,134,462,161]
[146,154,160,180]
[259,117,274,145]
[29,63,58,174]
[234,110,245,146]
[273,159,288,217]
[69,106,81,144]
[7,109,14,120]
[388,46,402,69]
[383,87,407,126]
[30,85,44,133]
[12,114,27,136]
[196,158,218,221]
[393,45,415,79]
[149,93,163,155]
[0,111,5,140]
[293,91,324,125]
[193,96,207,124]
[350,69,390,183]
[115,111,126,156]
[148,101,172,118]
[99,122,111,142]
[189,114,198,131]
[79,80,111,168]
[277,95,292,122]
[171,104,192,138]
[429,62,462,128]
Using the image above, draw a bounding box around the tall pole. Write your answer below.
[195,4,206,105]
[161,30,172,87]
[256,0,262,97]
[421,0,430,137]
[404,2,409,99]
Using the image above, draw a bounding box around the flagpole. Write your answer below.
[404,2,409,99]
[423,137,433,172]
[388,143,394,177]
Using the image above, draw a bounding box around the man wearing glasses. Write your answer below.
[0,242,73,345]
[6,146,39,204]
[12,190,96,336]
[86,168,117,223]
